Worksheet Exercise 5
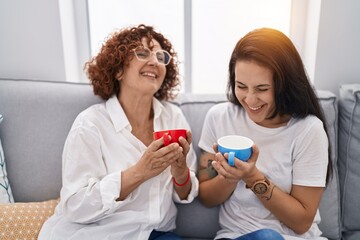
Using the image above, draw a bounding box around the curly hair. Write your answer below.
[84,24,180,101]
[227,28,333,184]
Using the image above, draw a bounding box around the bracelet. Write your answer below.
[173,168,190,187]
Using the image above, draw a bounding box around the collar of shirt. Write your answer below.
[105,95,166,132]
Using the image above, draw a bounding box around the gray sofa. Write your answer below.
[0,78,359,240]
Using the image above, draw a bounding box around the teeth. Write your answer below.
[142,72,156,78]
[248,105,262,110]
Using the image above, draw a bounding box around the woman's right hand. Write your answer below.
[136,137,183,181]
[118,137,183,201]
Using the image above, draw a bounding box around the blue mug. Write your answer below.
[217,135,253,166]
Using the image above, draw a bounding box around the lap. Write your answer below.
[148,230,182,240]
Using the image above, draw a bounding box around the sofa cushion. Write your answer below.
[316,90,341,240]
[0,198,59,239]
[0,79,103,202]
[337,84,360,240]
[0,114,14,203]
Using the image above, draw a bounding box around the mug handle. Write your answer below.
[228,152,235,166]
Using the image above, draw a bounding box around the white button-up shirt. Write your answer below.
[38,95,198,240]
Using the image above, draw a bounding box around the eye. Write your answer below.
[256,87,269,92]
[235,82,247,89]
[135,48,150,59]
[156,51,165,63]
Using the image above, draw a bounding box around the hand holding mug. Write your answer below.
[153,129,187,146]
[153,129,192,179]
[136,135,183,181]
[212,143,260,182]
[217,135,253,166]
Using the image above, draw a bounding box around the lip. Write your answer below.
[248,105,263,111]
[141,71,158,79]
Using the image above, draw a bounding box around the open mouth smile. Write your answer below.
[248,105,263,111]
[142,72,158,79]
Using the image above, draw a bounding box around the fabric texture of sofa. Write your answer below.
[0,78,359,240]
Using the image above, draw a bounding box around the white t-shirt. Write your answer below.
[198,102,328,240]
[38,95,199,240]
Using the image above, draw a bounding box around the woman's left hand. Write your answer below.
[170,130,192,180]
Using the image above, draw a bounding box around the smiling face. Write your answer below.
[234,60,290,128]
[119,38,167,97]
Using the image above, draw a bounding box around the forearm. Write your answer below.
[255,185,323,234]
[118,165,145,201]
[173,168,192,199]
[199,175,237,207]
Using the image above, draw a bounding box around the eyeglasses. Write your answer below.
[133,46,172,65]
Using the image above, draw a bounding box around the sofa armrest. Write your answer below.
[0,198,59,239]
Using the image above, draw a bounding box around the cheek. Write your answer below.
[234,88,245,101]
[159,66,167,78]
[264,92,276,105]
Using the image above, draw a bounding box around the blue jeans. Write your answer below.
[148,230,182,240]
[221,228,285,240]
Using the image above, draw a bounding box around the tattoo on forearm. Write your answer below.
[198,159,218,179]
[207,160,217,177]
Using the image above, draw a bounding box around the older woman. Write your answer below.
[39,24,198,240]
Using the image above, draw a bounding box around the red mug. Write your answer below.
[153,129,187,146]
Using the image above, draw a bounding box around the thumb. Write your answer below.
[248,144,259,164]
[150,137,165,151]
[213,143,219,153]
[186,130,193,144]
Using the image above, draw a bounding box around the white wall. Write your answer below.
[0,0,359,95]
[0,0,66,81]
[314,0,360,95]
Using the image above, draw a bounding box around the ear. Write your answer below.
[115,70,123,81]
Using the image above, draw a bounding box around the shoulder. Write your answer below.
[72,102,108,129]
[206,102,242,119]
[162,101,182,113]
[291,115,327,142]
[208,101,232,111]
[157,101,185,120]
[292,115,324,131]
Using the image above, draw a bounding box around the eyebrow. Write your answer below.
[235,81,271,88]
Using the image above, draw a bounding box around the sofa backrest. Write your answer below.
[337,84,360,240]
[0,78,341,239]
[174,90,341,240]
[315,90,341,240]
[0,79,103,202]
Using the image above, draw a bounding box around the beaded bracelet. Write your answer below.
[173,168,190,187]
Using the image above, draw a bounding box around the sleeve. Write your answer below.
[198,105,219,154]
[292,119,329,187]
[60,121,127,224]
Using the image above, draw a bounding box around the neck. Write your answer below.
[118,93,154,127]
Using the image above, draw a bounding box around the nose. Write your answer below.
[244,91,257,105]
[147,52,159,65]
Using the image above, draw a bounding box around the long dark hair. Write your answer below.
[227,28,333,184]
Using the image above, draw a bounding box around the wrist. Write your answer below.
[173,168,190,187]
[246,177,275,200]
[244,170,264,187]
